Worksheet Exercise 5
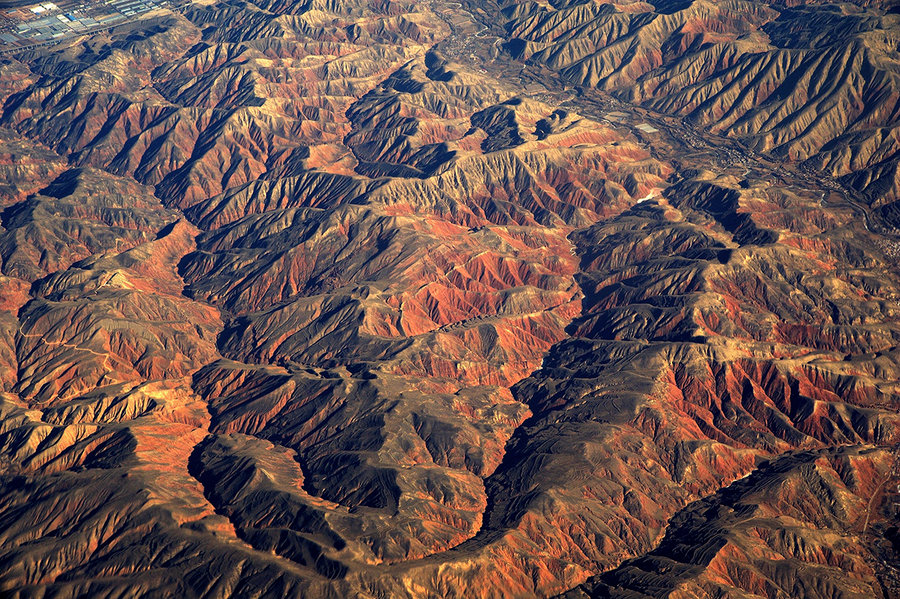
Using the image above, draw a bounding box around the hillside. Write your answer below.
[0,0,898,597]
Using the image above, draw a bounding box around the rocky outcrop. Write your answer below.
[0,0,898,597]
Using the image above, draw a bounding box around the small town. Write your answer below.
[0,0,168,50]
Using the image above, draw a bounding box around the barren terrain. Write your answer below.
[0,0,898,597]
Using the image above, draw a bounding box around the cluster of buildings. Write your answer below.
[0,0,168,49]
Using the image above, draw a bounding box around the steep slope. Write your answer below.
[366,175,900,598]
[0,0,898,597]
[499,0,900,205]
[565,446,900,599]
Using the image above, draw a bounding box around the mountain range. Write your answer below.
[0,0,898,597]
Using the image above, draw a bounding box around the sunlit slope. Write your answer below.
[502,0,900,204]
[0,0,897,597]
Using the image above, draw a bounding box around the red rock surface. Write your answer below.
[0,0,898,597]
